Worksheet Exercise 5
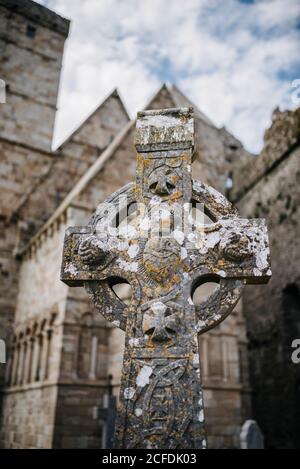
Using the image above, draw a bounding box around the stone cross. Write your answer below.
[61,108,271,449]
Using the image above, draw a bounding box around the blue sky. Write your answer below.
[38,0,300,153]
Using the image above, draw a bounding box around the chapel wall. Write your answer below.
[14,219,68,325]
[0,311,63,448]
[0,385,58,448]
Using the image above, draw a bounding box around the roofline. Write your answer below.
[0,0,70,37]
[55,88,130,151]
[17,85,175,257]
[168,84,215,127]
[17,119,136,257]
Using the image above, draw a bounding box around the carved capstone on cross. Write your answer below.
[61,108,272,449]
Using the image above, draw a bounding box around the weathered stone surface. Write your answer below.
[0,0,70,36]
[61,108,270,449]
[0,2,69,151]
[0,385,57,449]
[232,107,300,202]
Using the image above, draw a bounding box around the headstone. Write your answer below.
[240,420,264,449]
[61,107,272,449]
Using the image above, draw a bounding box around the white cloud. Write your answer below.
[37,0,300,153]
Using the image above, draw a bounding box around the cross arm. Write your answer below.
[61,227,109,286]
[189,218,272,284]
[61,227,140,286]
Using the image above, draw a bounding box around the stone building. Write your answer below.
[231,107,300,449]
[0,0,299,449]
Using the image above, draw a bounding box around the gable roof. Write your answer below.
[19,83,251,256]
[35,83,218,222]
[55,89,130,150]
[14,88,130,247]
[167,84,215,127]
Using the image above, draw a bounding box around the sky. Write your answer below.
[38,0,300,153]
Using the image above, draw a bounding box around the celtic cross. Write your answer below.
[61,108,271,449]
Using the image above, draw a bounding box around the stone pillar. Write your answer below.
[11,343,19,386]
[201,337,209,380]
[21,340,28,385]
[40,330,50,381]
[16,338,25,385]
[44,329,52,380]
[31,336,40,382]
[222,337,229,382]
[89,335,98,380]
[24,337,34,383]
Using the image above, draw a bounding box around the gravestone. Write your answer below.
[240,420,264,449]
[61,107,272,449]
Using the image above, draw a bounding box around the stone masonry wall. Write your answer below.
[0,2,69,151]
[0,219,68,447]
[232,108,300,203]
[235,107,300,448]
[0,385,58,448]
[0,221,19,395]
[53,384,105,449]
[14,220,68,325]
[0,2,69,404]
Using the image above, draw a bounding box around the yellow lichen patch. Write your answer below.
[170,191,182,201]
[143,158,151,169]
